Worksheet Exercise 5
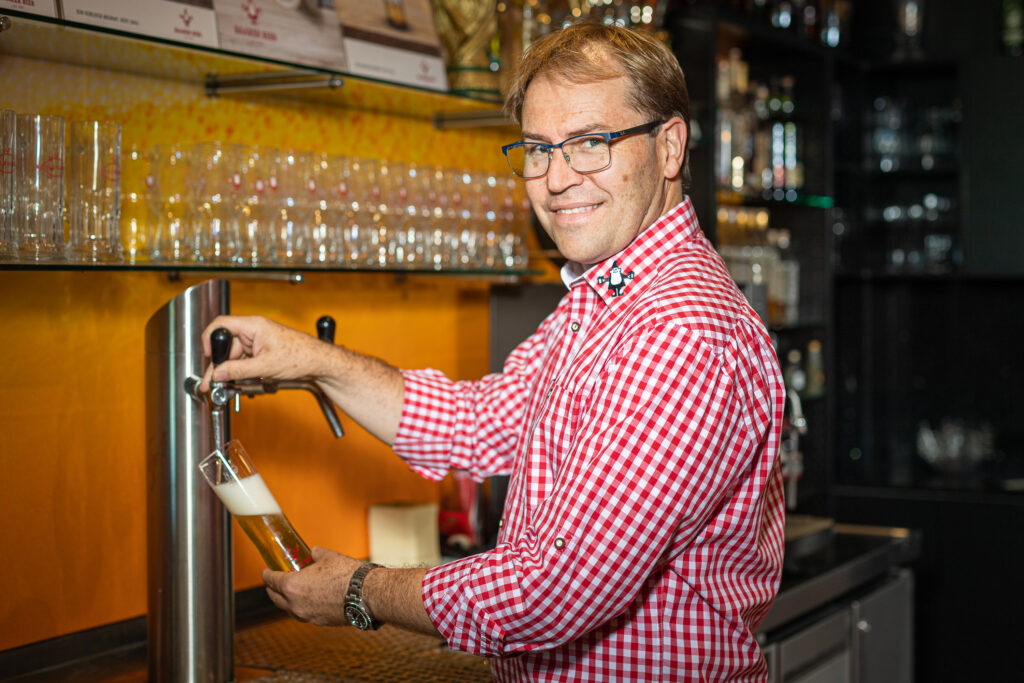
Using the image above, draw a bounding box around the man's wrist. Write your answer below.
[344,563,382,630]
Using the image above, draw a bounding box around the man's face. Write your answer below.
[520,72,679,265]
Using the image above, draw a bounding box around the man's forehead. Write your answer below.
[520,73,637,134]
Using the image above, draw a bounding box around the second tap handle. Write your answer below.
[211,328,233,366]
[316,316,336,344]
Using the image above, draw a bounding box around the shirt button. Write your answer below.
[497,519,503,528]
[570,322,580,332]
[554,537,566,549]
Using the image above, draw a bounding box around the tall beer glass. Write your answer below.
[199,440,313,572]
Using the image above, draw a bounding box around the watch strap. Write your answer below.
[346,563,382,628]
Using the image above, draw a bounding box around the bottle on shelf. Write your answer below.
[804,339,825,398]
[1002,0,1024,56]
[783,348,807,393]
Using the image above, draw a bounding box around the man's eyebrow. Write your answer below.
[520,123,610,143]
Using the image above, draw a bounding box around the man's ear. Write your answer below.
[659,117,687,180]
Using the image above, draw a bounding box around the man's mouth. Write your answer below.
[554,203,601,215]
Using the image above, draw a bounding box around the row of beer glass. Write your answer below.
[131,143,532,270]
[0,114,533,270]
[0,110,123,264]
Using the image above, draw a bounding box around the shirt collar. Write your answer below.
[558,198,702,305]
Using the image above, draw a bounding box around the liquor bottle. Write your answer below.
[1004,0,1024,56]
[820,0,841,46]
[804,339,825,398]
[783,349,807,393]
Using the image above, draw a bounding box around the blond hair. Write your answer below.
[504,22,691,190]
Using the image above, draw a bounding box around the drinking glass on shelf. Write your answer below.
[306,152,343,266]
[270,149,312,265]
[340,157,374,267]
[238,144,278,266]
[365,158,397,268]
[399,162,431,268]
[190,141,244,265]
[15,113,65,262]
[198,439,313,572]
[425,165,455,270]
[148,143,192,263]
[0,109,16,261]
[453,169,481,268]
[119,143,152,264]
[66,120,122,263]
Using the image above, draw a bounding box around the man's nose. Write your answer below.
[545,150,583,192]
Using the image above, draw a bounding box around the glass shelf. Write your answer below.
[717,188,835,209]
[0,9,509,125]
[0,261,540,280]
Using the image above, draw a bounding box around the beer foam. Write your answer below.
[213,473,283,517]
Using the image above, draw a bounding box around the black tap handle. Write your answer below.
[211,328,233,366]
[316,316,336,344]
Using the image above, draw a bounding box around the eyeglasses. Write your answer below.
[502,120,664,180]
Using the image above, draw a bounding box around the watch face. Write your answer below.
[345,603,372,630]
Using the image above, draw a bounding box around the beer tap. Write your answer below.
[185,318,345,440]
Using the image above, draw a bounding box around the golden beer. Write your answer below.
[200,441,313,572]
[233,511,313,572]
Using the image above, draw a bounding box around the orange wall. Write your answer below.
[0,51,525,651]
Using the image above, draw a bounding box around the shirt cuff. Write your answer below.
[422,555,506,657]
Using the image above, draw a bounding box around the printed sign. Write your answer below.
[0,0,60,17]
[334,0,447,91]
[213,0,346,72]
[61,0,220,48]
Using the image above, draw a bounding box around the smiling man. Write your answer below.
[202,22,785,682]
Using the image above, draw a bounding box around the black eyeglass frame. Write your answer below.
[502,120,665,179]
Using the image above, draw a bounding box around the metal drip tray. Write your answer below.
[236,617,492,682]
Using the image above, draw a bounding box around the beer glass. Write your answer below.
[67,120,122,263]
[119,143,152,264]
[238,144,278,266]
[14,113,65,262]
[148,143,192,263]
[190,141,244,265]
[0,109,15,261]
[198,440,313,572]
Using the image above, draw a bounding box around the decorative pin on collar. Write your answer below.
[597,260,634,297]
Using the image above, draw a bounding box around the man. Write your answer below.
[202,22,785,681]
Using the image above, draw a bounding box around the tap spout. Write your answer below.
[229,378,344,438]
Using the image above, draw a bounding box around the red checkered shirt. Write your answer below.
[394,198,785,681]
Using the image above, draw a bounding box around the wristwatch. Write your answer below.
[344,563,382,630]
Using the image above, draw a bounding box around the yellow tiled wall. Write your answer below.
[0,49,532,651]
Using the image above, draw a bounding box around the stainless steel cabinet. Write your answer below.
[764,570,913,683]
[851,569,914,682]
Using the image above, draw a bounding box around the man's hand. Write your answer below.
[198,315,330,393]
[263,547,362,627]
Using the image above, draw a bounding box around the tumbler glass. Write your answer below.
[0,109,15,261]
[119,143,153,264]
[270,149,312,265]
[66,120,122,263]
[148,143,192,263]
[15,113,65,262]
[198,439,313,572]
[190,141,244,265]
[238,144,278,266]
[306,152,343,266]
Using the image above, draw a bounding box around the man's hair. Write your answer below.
[504,22,691,191]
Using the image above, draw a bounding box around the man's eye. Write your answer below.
[580,136,605,149]
[523,144,548,158]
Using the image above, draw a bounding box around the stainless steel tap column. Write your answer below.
[145,279,233,683]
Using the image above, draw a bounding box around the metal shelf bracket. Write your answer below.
[205,70,344,97]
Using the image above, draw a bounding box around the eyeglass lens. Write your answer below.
[508,136,611,178]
